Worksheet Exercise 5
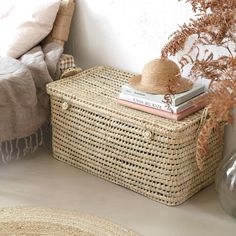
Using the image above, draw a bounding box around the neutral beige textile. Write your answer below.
[0,0,61,58]
[0,42,63,142]
[42,0,76,46]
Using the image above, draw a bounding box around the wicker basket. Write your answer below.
[46,67,223,206]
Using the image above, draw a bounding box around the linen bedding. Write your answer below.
[0,42,63,163]
[0,0,76,163]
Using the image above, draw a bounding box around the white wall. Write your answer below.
[65,0,193,72]
[65,0,236,156]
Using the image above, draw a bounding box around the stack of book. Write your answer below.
[117,83,206,121]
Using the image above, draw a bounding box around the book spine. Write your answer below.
[117,99,179,120]
[121,84,204,106]
[118,93,191,113]
[121,85,175,105]
[117,98,205,121]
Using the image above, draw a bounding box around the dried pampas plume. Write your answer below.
[161,0,236,169]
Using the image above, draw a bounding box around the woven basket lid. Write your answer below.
[129,58,193,94]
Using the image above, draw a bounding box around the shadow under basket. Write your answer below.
[46,66,223,206]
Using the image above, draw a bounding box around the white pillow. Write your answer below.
[0,0,61,58]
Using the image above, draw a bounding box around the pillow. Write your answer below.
[42,0,76,46]
[0,0,61,58]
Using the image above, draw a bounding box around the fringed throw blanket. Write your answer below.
[0,42,63,142]
[0,125,46,164]
[0,43,63,163]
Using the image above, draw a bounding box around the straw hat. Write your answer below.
[129,58,193,94]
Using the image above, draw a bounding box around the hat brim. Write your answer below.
[129,75,193,95]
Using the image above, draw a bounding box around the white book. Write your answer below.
[121,83,205,106]
[118,92,205,114]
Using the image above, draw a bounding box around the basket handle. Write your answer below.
[60,67,82,79]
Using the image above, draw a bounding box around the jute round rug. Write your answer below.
[0,207,140,235]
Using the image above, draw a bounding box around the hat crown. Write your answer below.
[141,58,180,87]
[129,58,193,94]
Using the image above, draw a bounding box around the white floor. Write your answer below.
[0,148,235,236]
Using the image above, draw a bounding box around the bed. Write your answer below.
[0,0,76,163]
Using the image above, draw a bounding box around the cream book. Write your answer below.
[117,99,205,121]
[118,92,206,114]
[121,83,205,106]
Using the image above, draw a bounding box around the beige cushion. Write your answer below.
[42,0,76,46]
[0,0,61,58]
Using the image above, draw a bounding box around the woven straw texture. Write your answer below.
[46,66,223,206]
[42,0,75,46]
[59,53,76,73]
[0,207,139,235]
